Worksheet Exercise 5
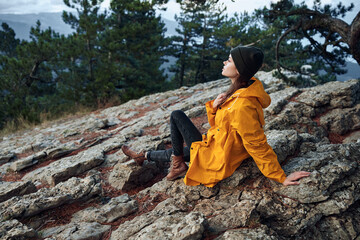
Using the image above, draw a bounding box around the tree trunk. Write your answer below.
[349,11,360,64]
[277,9,360,66]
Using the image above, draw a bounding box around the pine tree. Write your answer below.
[0,23,20,128]
[0,21,62,127]
[62,0,109,106]
[192,0,226,84]
[0,22,20,57]
[168,1,199,87]
[170,0,226,86]
[106,0,169,100]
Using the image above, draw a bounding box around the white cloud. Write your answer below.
[0,0,109,14]
[0,0,71,14]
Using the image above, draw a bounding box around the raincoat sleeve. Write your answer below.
[232,100,287,183]
[205,99,217,127]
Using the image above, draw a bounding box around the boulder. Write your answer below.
[0,152,16,165]
[0,181,37,203]
[319,104,360,135]
[218,158,259,188]
[110,199,206,240]
[272,143,360,204]
[132,211,206,240]
[41,222,110,240]
[0,219,37,240]
[295,79,360,108]
[72,194,138,223]
[266,87,300,115]
[22,147,105,185]
[207,200,258,233]
[215,224,279,240]
[0,175,101,220]
[343,130,360,143]
[109,160,159,191]
[110,198,182,240]
[266,130,301,163]
[10,151,47,172]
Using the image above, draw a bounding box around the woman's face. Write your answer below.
[222,54,239,82]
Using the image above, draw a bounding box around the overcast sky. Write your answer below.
[0,0,358,24]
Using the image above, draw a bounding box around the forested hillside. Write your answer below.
[0,0,359,133]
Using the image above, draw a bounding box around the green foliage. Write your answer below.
[61,0,111,106]
[106,0,169,101]
[168,0,355,87]
[0,22,20,57]
[0,0,356,132]
[169,0,227,86]
[0,21,62,128]
[0,0,169,131]
[261,0,353,86]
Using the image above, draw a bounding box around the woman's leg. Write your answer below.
[148,110,202,163]
[170,110,203,156]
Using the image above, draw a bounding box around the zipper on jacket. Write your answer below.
[227,93,240,110]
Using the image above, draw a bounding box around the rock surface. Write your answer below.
[22,147,105,185]
[0,73,359,239]
[0,175,101,220]
[42,222,110,240]
[0,219,37,240]
[0,181,37,203]
[72,194,138,223]
[109,198,206,240]
[215,225,279,240]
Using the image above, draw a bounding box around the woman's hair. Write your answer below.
[223,75,250,101]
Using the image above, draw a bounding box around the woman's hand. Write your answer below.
[282,171,311,186]
[213,93,227,108]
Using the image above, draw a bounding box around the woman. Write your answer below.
[122,45,310,187]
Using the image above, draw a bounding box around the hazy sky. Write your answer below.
[0,0,358,24]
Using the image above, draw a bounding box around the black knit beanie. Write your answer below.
[230,45,264,79]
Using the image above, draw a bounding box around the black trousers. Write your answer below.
[148,110,202,162]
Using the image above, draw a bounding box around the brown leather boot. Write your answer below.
[121,145,147,166]
[166,154,188,181]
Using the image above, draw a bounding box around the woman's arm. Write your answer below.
[232,100,287,183]
[233,100,310,185]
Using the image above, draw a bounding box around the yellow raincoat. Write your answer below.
[184,77,286,187]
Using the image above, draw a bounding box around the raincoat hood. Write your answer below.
[234,78,271,109]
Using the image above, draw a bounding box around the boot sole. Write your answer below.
[166,169,188,181]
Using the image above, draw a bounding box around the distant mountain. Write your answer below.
[0,12,178,40]
[0,12,74,40]
[337,61,360,82]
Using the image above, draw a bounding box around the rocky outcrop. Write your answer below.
[72,194,138,223]
[0,181,37,203]
[215,225,279,240]
[0,219,37,240]
[108,160,160,191]
[0,71,359,239]
[42,222,111,240]
[22,147,105,186]
[109,198,206,240]
[0,175,101,220]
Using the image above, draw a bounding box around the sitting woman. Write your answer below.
[122,45,310,187]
